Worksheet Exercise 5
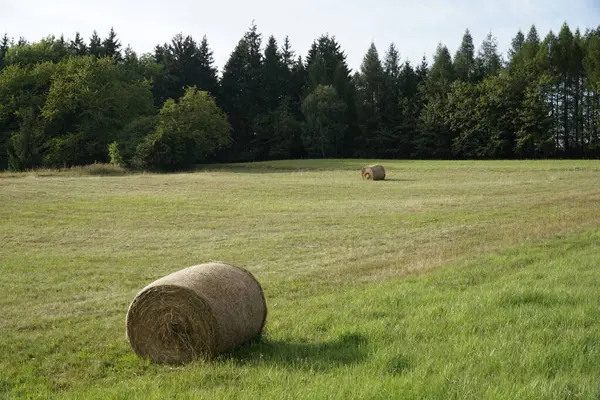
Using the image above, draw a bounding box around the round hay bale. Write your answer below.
[361,164,386,180]
[125,262,267,364]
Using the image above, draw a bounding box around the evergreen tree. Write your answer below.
[0,33,9,70]
[572,29,586,156]
[429,43,455,83]
[416,55,429,81]
[475,32,503,79]
[220,22,265,161]
[69,32,88,56]
[1,20,599,167]
[153,33,220,106]
[583,29,600,154]
[454,29,476,82]
[414,91,453,158]
[448,75,521,158]
[281,36,295,69]
[357,42,384,104]
[196,35,220,98]
[305,34,355,155]
[289,55,308,117]
[414,44,455,158]
[262,35,285,111]
[280,36,296,100]
[536,31,561,151]
[522,25,541,64]
[355,42,385,156]
[89,30,102,58]
[373,43,404,158]
[508,30,525,69]
[251,35,296,160]
[383,43,401,81]
[7,107,45,170]
[554,24,576,154]
[102,27,122,60]
[515,75,555,157]
[306,35,353,99]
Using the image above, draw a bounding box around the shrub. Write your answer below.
[134,87,232,171]
[108,141,125,166]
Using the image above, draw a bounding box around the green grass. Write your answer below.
[2,159,600,399]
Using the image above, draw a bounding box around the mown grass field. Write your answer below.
[1,159,600,399]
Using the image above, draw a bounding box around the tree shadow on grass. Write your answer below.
[222,332,369,371]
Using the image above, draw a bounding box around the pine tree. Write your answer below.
[355,42,385,156]
[414,93,453,158]
[555,24,575,154]
[197,35,220,97]
[122,45,137,65]
[280,36,296,100]
[508,30,525,69]
[306,35,353,98]
[522,26,541,65]
[7,107,45,170]
[289,55,308,118]
[429,43,455,83]
[416,55,429,81]
[414,44,455,158]
[220,22,265,161]
[535,31,561,151]
[281,36,295,70]
[454,29,476,82]
[515,76,555,157]
[244,21,263,93]
[253,35,290,159]
[583,29,600,154]
[383,43,401,81]
[0,33,9,70]
[305,34,355,155]
[89,30,102,58]
[262,35,285,110]
[374,43,404,157]
[572,29,585,156]
[102,27,122,60]
[475,32,503,79]
[356,43,384,106]
[153,33,220,105]
[220,39,249,160]
[70,32,88,56]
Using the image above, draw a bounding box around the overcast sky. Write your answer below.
[1,0,599,73]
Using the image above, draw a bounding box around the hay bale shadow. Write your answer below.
[225,332,369,371]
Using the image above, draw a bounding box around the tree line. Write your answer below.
[0,22,599,171]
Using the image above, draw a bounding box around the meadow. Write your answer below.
[1,159,600,399]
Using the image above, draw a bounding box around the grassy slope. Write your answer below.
[1,159,600,399]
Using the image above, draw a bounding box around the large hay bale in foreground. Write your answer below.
[126,262,267,364]
[362,164,386,180]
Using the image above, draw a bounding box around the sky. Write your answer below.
[1,0,599,73]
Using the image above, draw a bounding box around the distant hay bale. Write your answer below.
[125,262,267,364]
[361,164,386,181]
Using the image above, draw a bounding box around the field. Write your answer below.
[2,159,600,399]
